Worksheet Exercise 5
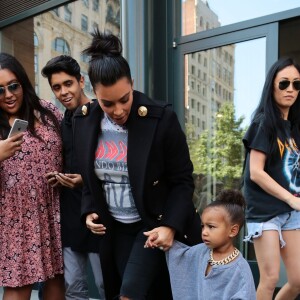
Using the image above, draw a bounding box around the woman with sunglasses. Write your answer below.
[0,53,65,300]
[243,57,300,300]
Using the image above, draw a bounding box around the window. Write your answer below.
[34,54,38,74]
[81,52,90,63]
[34,33,38,47]
[82,0,89,8]
[93,0,99,11]
[82,72,93,94]
[2,0,121,119]
[64,5,72,23]
[52,8,59,17]
[92,21,98,30]
[191,98,195,108]
[191,65,195,75]
[81,14,88,32]
[52,38,70,55]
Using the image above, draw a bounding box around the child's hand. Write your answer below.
[144,231,159,249]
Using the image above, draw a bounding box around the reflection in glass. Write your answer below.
[0,0,121,111]
[185,39,265,210]
[185,38,266,256]
[184,38,266,258]
[182,0,300,36]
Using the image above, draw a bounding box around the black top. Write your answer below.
[243,118,300,222]
[60,108,101,252]
[73,91,202,299]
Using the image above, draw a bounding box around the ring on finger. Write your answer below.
[159,246,164,251]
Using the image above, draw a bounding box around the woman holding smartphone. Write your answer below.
[0,53,64,300]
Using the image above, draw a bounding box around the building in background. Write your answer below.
[183,0,235,138]
[34,0,120,110]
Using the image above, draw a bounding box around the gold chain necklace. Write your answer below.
[208,248,240,266]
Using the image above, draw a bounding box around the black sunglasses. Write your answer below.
[0,82,22,97]
[278,80,300,91]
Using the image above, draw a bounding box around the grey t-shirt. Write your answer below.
[166,241,256,300]
[94,114,141,223]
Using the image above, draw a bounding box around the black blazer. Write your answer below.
[73,90,201,298]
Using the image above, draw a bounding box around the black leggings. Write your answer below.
[113,221,172,300]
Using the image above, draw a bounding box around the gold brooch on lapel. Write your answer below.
[81,105,88,116]
[138,106,148,117]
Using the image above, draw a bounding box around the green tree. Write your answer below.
[188,102,246,188]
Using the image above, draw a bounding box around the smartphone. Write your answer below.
[8,119,28,138]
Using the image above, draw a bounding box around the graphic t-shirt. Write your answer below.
[94,114,141,223]
[243,119,300,222]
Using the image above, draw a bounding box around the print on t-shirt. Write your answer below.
[94,115,141,223]
[281,137,300,194]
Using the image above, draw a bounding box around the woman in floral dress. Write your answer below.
[0,53,64,300]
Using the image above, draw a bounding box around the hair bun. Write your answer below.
[83,28,122,59]
[215,189,245,208]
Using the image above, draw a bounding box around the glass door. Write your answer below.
[173,21,278,266]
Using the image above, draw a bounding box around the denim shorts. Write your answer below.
[244,210,300,248]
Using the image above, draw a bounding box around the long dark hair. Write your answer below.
[0,53,60,139]
[252,57,300,150]
[82,28,132,87]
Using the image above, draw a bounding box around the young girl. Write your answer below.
[157,189,256,300]
[243,57,300,300]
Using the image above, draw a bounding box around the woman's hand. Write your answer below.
[86,213,106,235]
[287,195,300,211]
[45,172,83,188]
[45,171,60,187]
[55,173,83,189]
[0,133,24,161]
[143,226,175,251]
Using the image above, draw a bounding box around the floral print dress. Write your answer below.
[0,100,64,287]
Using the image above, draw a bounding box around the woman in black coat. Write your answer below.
[73,29,201,300]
